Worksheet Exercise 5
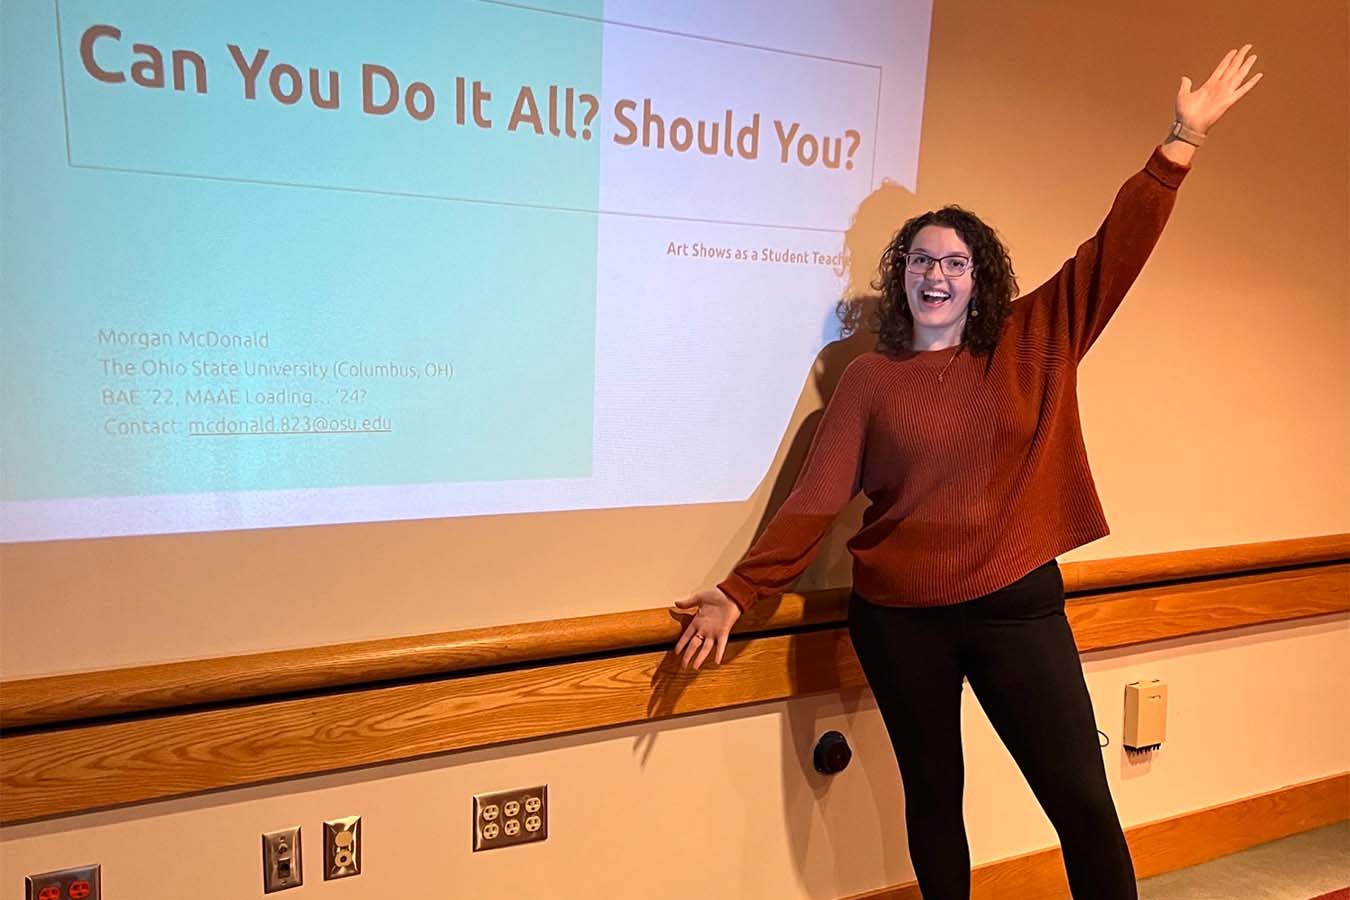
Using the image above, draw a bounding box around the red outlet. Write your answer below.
[26,866,99,900]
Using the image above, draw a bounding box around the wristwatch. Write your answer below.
[1167,120,1206,147]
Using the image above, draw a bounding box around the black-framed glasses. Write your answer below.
[904,251,972,277]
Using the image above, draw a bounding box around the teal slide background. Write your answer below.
[1,0,602,500]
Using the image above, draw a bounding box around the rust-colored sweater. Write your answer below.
[718,148,1190,611]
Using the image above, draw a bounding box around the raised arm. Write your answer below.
[1037,45,1262,360]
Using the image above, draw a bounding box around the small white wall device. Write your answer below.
[1123,679,1168,752]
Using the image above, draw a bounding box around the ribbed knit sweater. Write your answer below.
[718,147,1190,611]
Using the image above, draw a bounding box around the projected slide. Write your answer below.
[1,0,931,541]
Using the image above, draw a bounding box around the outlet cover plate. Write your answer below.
[26,865,100,900]
[262,825,303,892]
[323,815,361,879]
[474,785,547,851]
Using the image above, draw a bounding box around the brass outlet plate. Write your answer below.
[262,826,303,892]
[323,815,361,879]
[474,785,547,851]
[25,865,100,900]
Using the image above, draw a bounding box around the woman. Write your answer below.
[672,46,1262,900]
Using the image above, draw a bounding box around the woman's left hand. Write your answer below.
[1176,44,1263,134]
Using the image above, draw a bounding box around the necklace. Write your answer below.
[937,347,962,382]
[904,341,963,381]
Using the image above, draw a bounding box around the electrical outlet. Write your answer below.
[474,785,547,851]
[262,826,303,892]
[25,865,100,900]
[323,815,361,880]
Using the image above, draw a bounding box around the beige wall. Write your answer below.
[2,2,1347,898]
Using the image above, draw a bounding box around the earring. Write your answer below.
[970,296,979,318]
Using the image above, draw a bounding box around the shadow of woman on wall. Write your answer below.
[645,176,927,893]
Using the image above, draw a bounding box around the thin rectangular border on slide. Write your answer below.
[50,0,883,234]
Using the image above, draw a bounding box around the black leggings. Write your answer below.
[847,560,1136,900]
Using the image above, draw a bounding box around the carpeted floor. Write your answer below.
[1137,822,1349,900]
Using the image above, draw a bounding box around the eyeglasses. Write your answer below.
[904,251,973,278]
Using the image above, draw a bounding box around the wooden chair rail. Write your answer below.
[1,534,1345,731]
[1,557,1345,824]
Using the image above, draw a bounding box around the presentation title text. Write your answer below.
[78,24,864,171]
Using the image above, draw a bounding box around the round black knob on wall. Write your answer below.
[813,730,852,774]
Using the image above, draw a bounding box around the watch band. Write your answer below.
[1168,120,1206,147]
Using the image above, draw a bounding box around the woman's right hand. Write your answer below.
[671,587,742,671]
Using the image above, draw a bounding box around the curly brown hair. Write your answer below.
[839,206,1019,359]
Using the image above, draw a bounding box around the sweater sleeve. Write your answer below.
[717,356,875,613]
[1030,147,1190,361]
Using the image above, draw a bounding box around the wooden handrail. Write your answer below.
[2,558,1345,823]
[2,534,1345,731]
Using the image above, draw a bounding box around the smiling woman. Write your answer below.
[672,43,1265,900]
[834,203,1022,360]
